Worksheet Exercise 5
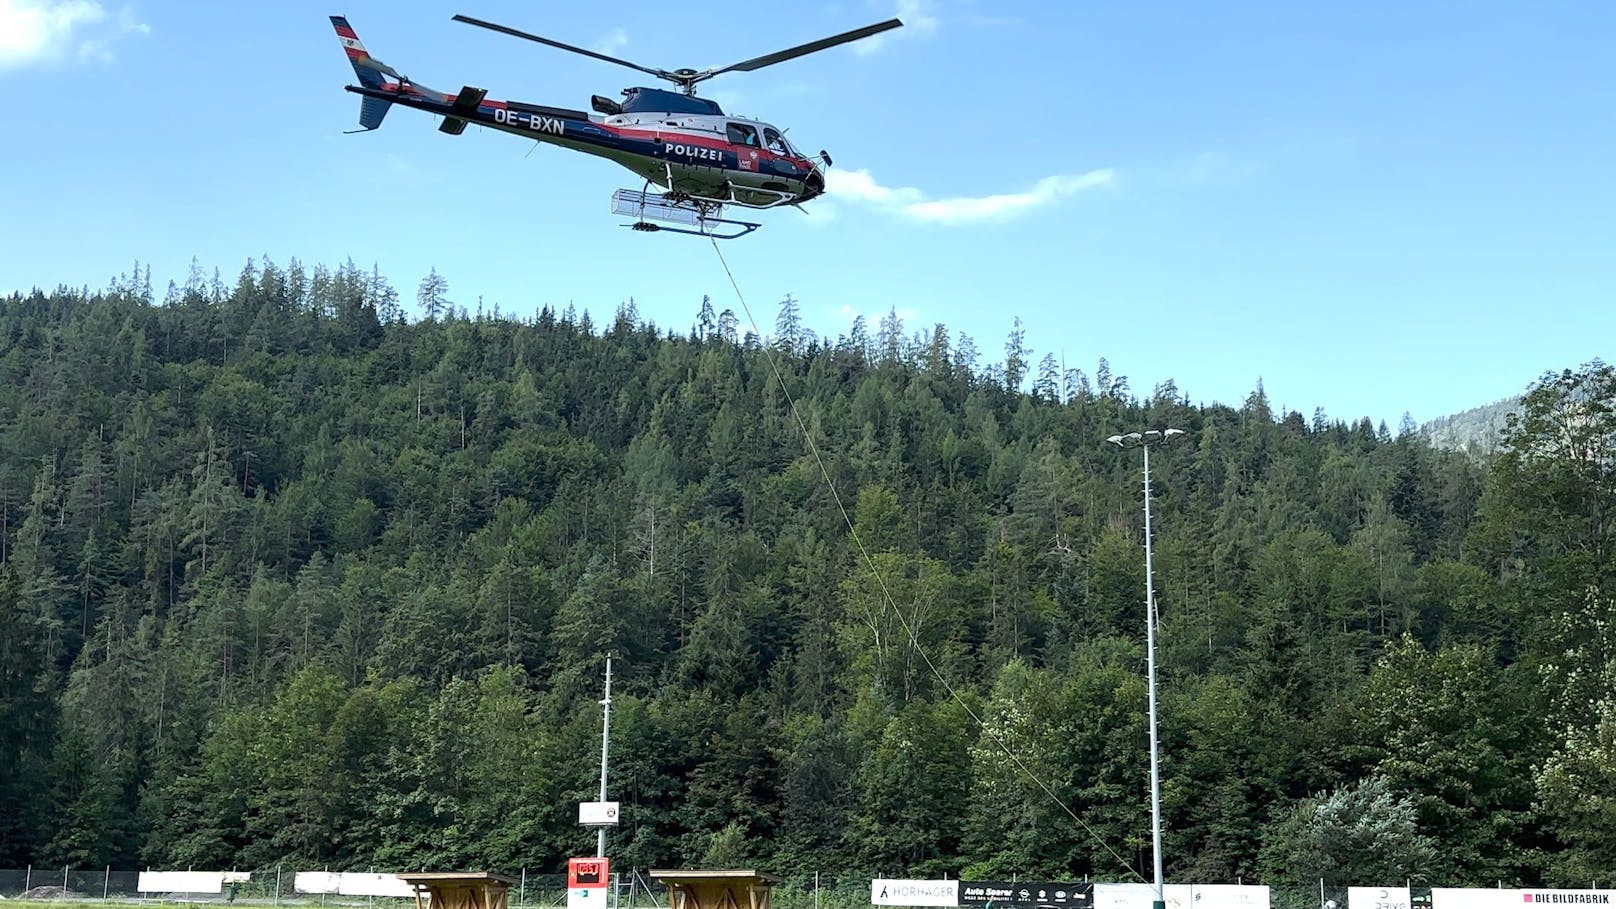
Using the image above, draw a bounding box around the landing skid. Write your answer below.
[612,188,761,240]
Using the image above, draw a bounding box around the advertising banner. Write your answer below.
[339,874,416,898]
[872,880,961,907]
[579,802,621,826]
[1350,888,1412,909]
[1094,884,1270,909]
[1184,886,1272,909]
[1431,890,1616,909]
[960,882,1094,909]
[138,872,225,894]
[295,872,342,894]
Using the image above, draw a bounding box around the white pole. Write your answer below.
[1142,440,1164,909]
[598,655,613,859]
[1109,430,1182,909]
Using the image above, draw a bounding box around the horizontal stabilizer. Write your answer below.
[440,117,468,135]
[451,86,487,113]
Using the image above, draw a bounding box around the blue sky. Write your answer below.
[2,0,1611,426]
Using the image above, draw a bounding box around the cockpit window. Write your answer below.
[762,128,789,155]
[726,123,760,147]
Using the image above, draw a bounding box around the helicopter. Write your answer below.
[332,13,901,238]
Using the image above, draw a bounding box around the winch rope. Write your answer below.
[707,236,1144,881]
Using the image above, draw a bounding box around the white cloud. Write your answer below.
[855,0,938,55]
[592,27,627,57]
[896,0,941,32]
[0,0,147,69]
[826,168,924,206]
[826,167,1116,225]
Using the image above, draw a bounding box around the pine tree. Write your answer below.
[417,267,449,321]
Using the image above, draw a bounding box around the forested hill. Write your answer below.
[2,261,1613,891]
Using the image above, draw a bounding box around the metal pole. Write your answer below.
[1111,431,1181,909]
[275,864,282,906]
[105,866,110,901]
[520,869,527,908]
[1142,440,1165,909]
[598,655,613,859]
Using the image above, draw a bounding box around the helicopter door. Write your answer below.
[726,122,760,148]
[762,128,789,155]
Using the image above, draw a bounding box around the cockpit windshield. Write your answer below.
[761,126,793,156]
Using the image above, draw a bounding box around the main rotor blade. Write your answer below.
[452,14,666,80]
[704,18,903,80]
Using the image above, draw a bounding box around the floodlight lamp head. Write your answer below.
[1106,434,1127,446]
[1164,428,1186,438]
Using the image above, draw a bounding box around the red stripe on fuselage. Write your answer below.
[364,88,816,173]
[442,94,507,109]
[598,123,810,168]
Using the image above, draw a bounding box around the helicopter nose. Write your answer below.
[802,166,826,202]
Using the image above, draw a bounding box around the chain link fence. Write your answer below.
[0,869,142,901]
[0,873,1555,909]
[0,870,597,907]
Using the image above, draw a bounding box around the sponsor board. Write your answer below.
[872,880,961,907]
[296,872,412,897]
[340,874,415,898]
[870,881,1266,909]
[1349,888,1412,909]
[1094,884,1270,909]
[1431,891,1616,909]
[580,801,621,825]
[960,882,1093,908]
[139,872,225,894]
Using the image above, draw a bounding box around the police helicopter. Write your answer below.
[332,14,901,238]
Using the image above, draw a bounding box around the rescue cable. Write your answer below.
[706,237,1145,882]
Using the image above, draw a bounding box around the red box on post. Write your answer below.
[569,858,608,890]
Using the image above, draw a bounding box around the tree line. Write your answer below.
[0,259,1612,890]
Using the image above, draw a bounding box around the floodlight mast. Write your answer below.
[1106,428,1185,909]
[597,655,612,859]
